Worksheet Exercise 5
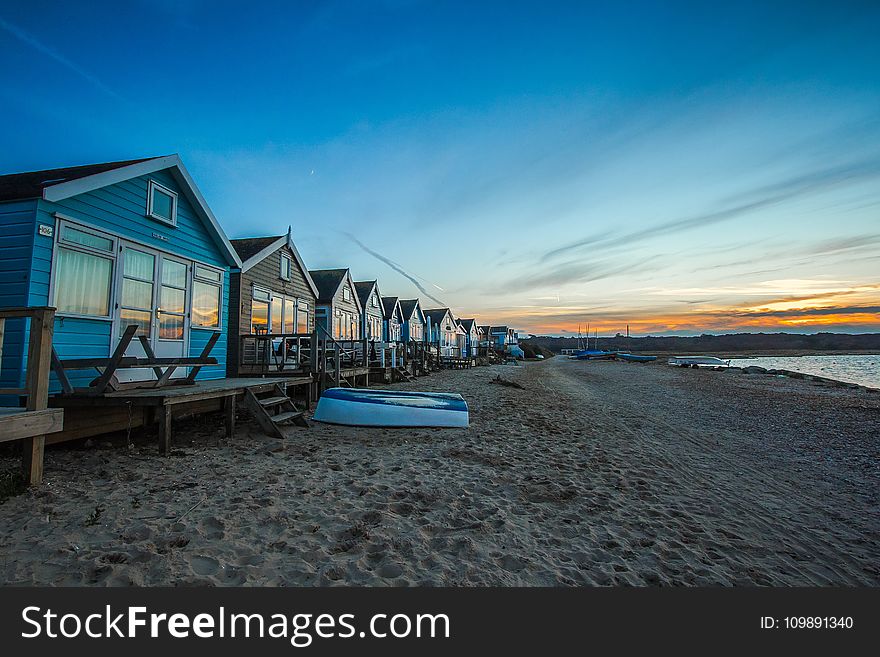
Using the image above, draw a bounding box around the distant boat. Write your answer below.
[313,388,469,427]
[575,349,615,360]
[668,356,730,369]
[616,353,657,363]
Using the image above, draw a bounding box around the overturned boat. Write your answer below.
[574,349,616,360]
[668,356,730,369]
[616,353,657,363]
[313,388,469,428]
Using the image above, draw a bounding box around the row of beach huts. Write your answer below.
[0,155,521,483]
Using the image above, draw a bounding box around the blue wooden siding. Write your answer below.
[3,167,233,401]
[0,199,37,404]
[188,270,230,380]
[37,168,228,268]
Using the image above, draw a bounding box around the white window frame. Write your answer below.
[190,263,224,330]
[280,253,292,281]
[342,286,351,302]
[50,219,119,321]
[147,179,178,226]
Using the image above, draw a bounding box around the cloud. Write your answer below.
[733,305,880,318]
[541,157,880,263]
[0,16,122,100]
[345,233,447,306]
[514,254,667,292]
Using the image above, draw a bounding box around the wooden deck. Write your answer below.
[50,376,312,454]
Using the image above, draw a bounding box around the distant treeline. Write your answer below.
[522,332,880,354]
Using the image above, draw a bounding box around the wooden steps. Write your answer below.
[393,367,415,382]
[243,383,309,438]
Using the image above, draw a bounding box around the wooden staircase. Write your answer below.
[243,383,309,438]
[393,366,415,383]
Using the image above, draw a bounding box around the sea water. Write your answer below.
[728,354,880,389]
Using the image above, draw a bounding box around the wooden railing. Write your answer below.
[0,307,56,484]
[0,306,54,407]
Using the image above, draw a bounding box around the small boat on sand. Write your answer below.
[616,353,657,363]
[313,388,469,428]
[575,349,615,360]
[668,356,730,369]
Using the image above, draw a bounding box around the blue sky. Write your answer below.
[1,0,878,334]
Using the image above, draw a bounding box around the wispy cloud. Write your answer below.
[345,233,447,306]
[541,157,880,263]
[0,16,122,100]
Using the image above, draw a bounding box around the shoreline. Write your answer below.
[1,358,878,586]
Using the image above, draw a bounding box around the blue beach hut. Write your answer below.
[0,155,241,399]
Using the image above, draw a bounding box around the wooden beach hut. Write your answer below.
[424,308,468,365]
[228,227,318,376]
[0,155,240,395]
[0,156,308,461]
[381,297,404,343]
[309,269,361,340]
[458,318,481,359]
[354,280,385,343]
[399,299,426,344]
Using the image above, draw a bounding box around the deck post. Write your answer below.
[310,330,319,400]
[23,308,54,486]
[224,395,236,439]
[158,404,172,455]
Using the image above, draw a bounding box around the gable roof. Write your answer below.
[231,236,281,262]
[354,280,380,310]
[381,296,401,320]
[0,154,241,267]
[399,299,424,323]
[423,308,453,326]
[232,227,319,298]
[0,157,156,202]
[459,318,478,332]
[309,268,362,312]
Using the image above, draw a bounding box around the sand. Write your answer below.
[1,357,878,586]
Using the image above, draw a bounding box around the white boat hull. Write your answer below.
[313,388,469,428]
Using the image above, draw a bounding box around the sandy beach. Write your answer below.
[1,357,878,586]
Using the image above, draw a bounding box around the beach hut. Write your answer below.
[354,280,385,342]
[399,299,426,343]
[381,297,404,343]
[458,318,481,358]
[308,268,361,340]
[424,308,466,358]
[0,155,240,398]
[488,326,518,350]
[227,228,318,375]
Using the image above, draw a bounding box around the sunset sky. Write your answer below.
[1,1,878,335]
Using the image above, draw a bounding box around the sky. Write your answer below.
[1,0,878,336]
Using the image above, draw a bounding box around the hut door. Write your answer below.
[114,246,189,382]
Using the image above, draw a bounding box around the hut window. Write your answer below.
[342,286,351,302]
[296,301,309,333]
[371,295,378,307]
[192,265,223,328]
[147,180,178,226]
[270,296,283,334]
[280,254,292,281]
[283,299,295,333]
[53,222,117,318]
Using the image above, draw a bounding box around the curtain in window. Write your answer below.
[55,247,112,316]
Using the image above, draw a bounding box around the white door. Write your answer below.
[115,245,189,382]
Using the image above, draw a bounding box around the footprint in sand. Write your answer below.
[199,516,225,540]
[191,555,220,576]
